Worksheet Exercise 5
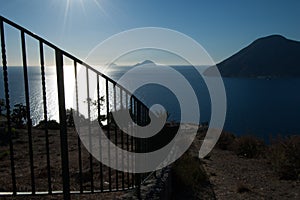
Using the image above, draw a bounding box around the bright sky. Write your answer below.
[0,0,299,66]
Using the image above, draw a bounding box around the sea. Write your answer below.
[1,65,300,141]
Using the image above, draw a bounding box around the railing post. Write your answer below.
[74,61,84,193]
[39,41,52,194]
[21,30,35,194]
[106,79,112,191]
[55,49,70,200]
[0,17,17,195]
[135,100,141,199]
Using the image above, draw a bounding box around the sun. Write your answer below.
[63,0,106,27]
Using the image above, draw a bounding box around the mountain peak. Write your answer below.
[256,34,287,41]
[204,35,300,77]
[251,34,290,46]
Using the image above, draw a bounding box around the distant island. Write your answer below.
[132,60,156,67]
[204,35,300,78]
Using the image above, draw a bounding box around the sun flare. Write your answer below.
[62,0,107,28]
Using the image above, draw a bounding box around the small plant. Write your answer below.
[233,135,265,158]
[0,150,9,160]
[268,135,300,180]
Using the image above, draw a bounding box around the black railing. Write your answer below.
[0,16,150,199]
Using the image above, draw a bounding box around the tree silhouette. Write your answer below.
[84,96,106,124]
[0,98,5,116]
[11,103,27,127]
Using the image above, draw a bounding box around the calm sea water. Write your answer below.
[1,66,300,141]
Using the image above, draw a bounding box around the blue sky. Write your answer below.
[0,0,299,66]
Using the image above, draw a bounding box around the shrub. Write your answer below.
[233,135,265,158]
[36,120,60,130]
[66,109,75,127]
[0,98,5,116]
[236,182,251,193]
[217,131,236,150]
[268,135,300,180]
[11,103,27,128]
[172,153,209,192]
[0,127,17,145]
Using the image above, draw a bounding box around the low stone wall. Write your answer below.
[119,166,172,200]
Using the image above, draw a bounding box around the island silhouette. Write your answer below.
[204,35,300,78]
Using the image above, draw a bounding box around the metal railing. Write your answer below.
[0,16,150,199]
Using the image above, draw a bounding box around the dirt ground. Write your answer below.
[203,148,300,200]
[1,126,300,199]
[0,127,135,199]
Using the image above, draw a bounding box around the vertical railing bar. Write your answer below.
[134,99,138,189]
[113,85,118,190]
[143,103,147,178]
[21,30,35,194]
[0,19,17,195]
[134,100,138,154]
[130,97,134,187]
[106,79,112,191]
[135,100,141,199]
[120,88,125,190]
[141,105,145,179]
[141,105,149,178]
[85,67,94,192]
[140,103,144,181]
[55,49,70,200]
[125,93,130,188]
[143,105,148,176]
[39,40,52,194]
[97,75,104,192]
[140,102,143,179]
[74,61,83,193]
